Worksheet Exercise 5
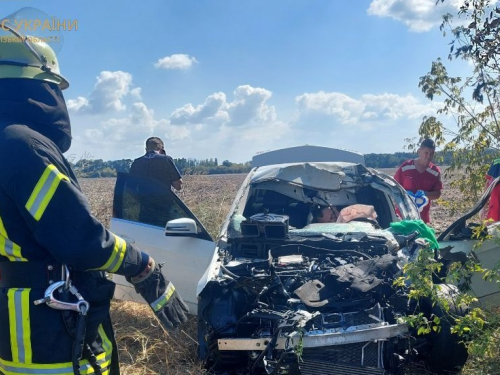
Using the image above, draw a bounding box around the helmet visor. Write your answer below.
[0,7,68,89]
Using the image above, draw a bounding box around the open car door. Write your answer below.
[438,176,500,307]
[110,172,215,314]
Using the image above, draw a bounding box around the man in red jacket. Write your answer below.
[394,139,443,224]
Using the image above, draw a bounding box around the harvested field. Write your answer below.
[78,170,488,374]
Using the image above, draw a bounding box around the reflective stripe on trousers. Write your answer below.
[0,324,113,375]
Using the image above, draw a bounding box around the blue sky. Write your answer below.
[2,0,469,163]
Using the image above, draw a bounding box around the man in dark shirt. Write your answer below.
[130,137,183,226]
[130,137,183,191]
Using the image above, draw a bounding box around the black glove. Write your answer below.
[126,258,189,329]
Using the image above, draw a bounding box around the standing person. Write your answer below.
[394,138,443,224]
[0,30,188,375]
[480,158,500,221]
[129,138,183,225]
[130,137,183,191]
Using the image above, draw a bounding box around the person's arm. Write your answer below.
[9,148,146,277]
[423,167,443,200]
[6,144,188,329]
[163,156,182,190]
[172,178,182,191]
[424,190,441,200]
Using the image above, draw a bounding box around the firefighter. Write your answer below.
[0,29,189,375]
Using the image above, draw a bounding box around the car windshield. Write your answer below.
[226,162,419,238]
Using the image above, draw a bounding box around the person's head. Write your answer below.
[312,205,339,223]
[0,33,69,90]
[145,137,164,153]
[417,138,436,166]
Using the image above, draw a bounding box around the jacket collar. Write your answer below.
[0,79,72,152]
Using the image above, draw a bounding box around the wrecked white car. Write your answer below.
[195,161,470,374]
[111,151,500,374]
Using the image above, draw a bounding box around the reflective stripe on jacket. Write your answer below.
[0,80,144,374]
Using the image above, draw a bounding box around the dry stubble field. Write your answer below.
[78,170,470,375]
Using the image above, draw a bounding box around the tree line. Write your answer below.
[71,150,490,178]
[71,157,253,178]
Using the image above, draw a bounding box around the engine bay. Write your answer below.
[198,233,417,374]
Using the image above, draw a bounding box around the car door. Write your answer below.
[438,176,500,307]
[110,172,215,314]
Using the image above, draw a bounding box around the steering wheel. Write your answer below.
[348,217,382,229]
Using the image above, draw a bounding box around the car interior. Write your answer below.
[242,187,394,229]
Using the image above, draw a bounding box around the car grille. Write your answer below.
[300,341,384,375]
[299,361,386,375]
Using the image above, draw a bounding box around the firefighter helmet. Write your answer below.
[0,35,69,89]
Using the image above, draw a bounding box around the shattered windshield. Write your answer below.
[227,163,419,238]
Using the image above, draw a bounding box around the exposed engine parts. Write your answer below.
[199,238,416,375]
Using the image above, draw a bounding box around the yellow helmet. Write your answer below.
[0,35,69,90]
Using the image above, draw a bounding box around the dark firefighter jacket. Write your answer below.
[0,79,147,375]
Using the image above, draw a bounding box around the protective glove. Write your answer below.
[415,189,425,197]
[406,190,429,212]
[126,258,189,330]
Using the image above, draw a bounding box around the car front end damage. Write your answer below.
[197,163,462,374]
[198,224,432,374]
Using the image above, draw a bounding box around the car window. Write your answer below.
[242,189,310,229]
[113,172,200,229]
[354,187,394,228]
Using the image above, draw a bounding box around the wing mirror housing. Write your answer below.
[165,218,198,236]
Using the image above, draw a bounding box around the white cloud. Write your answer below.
[290,90,444,154]
[67,96,89,112]
[169,85,277,128]
[77,100,190,157]
[367,0,462,32]
[170,92,229,125]
[73,84,285,161]
[154,54,198,70]
[69,85,447,163]
[296,92,364,124]
[67,71,134,114]
[130,87,142,100]
[295,91,439,126]
[227,85,277,126]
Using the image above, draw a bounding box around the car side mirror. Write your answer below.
[165,218,198,236]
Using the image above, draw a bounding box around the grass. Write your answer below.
[111,301,203,374]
